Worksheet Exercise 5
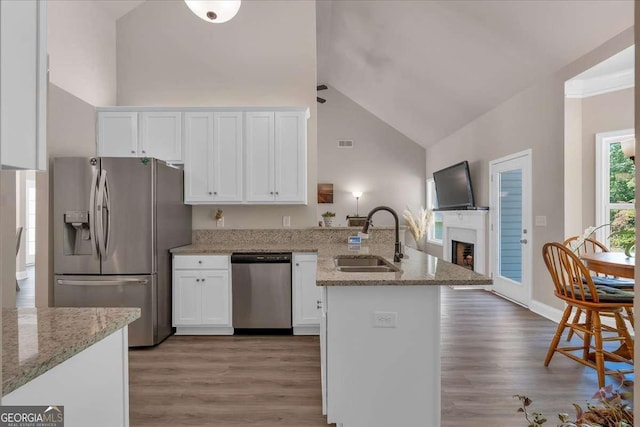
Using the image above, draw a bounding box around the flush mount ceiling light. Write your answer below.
[184,0,241,23]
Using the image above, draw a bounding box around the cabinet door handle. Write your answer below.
[275,191,279,195]
[296,263,299,267]
[214,191,218,195]
[270,192,274,195]
[316,300,322,309]
[141,150,146,154]
[198,260,203,264]
[202,278,206,282]
[130,150,135,154]
[196,278,200,282]
[208,192,212,195]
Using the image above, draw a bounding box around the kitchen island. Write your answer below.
[316,246,491,427]
[3,307,140,426]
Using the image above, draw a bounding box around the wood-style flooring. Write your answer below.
[129,287,632,426]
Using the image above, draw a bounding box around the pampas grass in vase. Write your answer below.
[403,206,432,251]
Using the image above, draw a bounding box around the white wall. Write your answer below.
[116,0,317,229]
[317,86,425,229]
[47,0,117,106]
[2,171,16,307]
[579,88,635,228]
[425,28,633,310]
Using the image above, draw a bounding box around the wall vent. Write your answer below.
[338,140,354,148]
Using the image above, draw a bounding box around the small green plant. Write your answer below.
[321,211,336,218]
[515,376,633,427]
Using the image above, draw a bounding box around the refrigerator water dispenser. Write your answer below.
[63,210,91,255]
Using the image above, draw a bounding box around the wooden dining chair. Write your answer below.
[542,242,634,388]
[563,236,634,339]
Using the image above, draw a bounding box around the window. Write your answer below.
[426,179,443,244]
[595,129,635,251]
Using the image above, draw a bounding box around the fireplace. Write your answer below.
[440,210,487,275]
[452,240,474,271]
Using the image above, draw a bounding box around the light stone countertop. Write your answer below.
[171,243,492,287]
[2,307,140,396]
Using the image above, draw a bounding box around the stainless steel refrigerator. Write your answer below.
[53,157,192,347]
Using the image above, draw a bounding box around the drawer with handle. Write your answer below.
[173,255,229,270]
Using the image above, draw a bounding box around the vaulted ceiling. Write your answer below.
[317,0,634,148]
[96,1,634,149]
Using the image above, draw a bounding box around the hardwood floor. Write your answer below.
[129,287,633,426]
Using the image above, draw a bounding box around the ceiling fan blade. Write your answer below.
[317,84,328,91]
[317,97,326,104]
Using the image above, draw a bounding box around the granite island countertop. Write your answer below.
[171,243,492,287]
[3,307,140,396]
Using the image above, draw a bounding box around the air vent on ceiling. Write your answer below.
[338,140,353,148]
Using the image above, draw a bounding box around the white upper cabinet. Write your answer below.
[245,112,275,202]
[98,112,139,158]
[140,112,182,162]
[275,111,307,203]
[184,112,243,204]
[246,111,307,204]
[0,0,47,170]
[97,109,183,163]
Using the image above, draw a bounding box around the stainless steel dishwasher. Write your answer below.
[231,253,292,331]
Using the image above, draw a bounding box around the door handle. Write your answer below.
[89,168,99,259]
[57,279,148,286]
[520,239,528,244]
[104,171,112,254]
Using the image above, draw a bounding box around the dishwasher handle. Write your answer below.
[231,253,292,263]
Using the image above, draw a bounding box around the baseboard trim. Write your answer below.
[293,325,320,335]
[529,299,564,323]
[175,326,234,335]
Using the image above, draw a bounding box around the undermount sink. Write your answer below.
[336,266,399,273]
[334,256,400,273]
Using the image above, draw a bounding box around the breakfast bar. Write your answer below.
[316,246,492,427]
[3,307,140,426]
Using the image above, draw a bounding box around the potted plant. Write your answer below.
[321,211,336,227]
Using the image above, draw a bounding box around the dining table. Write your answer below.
[580,252,635,280]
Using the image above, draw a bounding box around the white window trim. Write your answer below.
[426,179,442,245]
[595,128,635,246]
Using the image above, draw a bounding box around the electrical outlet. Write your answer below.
[373,311,397,328]
[283,216,291,227]
[216,217,224,227]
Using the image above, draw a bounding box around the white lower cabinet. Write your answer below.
[173,255,233,335]
[292,252,320,335]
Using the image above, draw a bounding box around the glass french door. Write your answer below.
[490,151,532,306]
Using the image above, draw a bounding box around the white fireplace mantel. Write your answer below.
[440,210,488,275]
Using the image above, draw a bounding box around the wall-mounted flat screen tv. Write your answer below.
[432,160,476,210]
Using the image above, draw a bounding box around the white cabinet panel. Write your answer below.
[0,0,46,170]
[173,272,201,326]
[184,112,214,202]
[293,253,320,333]
[275,112,307,203]
[201,270,231,326]
[98,112,139,158]
[141,112,182,162]
[213,112,243,202]
[245,112,275,202]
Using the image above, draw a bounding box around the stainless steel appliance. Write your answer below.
[231,253,292,330]
[53,157,192,347]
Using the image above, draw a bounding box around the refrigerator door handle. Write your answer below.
[104,171,112,254]
[96,169,107,258]
[89,168,99,259]
[57,278,149,286]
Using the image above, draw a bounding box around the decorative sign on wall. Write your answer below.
[317,183,334,203]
